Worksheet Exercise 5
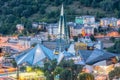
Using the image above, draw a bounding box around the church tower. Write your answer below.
[58,4,70,41]
[57,4,70,52]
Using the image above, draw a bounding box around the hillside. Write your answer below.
[0,0,120,35]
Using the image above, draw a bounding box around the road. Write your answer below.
[0,77,15,80]
[0,72,17,80]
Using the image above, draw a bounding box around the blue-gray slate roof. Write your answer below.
[15,44,55,66]
[79,49,116,65]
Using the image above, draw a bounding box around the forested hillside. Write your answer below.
[0,0,120,35]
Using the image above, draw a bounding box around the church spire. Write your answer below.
[61,4,64,16]
[57,4,70,52]
[58,4,65,39]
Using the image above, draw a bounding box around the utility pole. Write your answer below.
[16,65,19,80]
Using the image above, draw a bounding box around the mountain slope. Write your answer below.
[0,0,120,35]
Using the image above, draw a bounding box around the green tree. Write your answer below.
[39,6,46,14]
[100,0,113,12]
[91,0,97,8]
[114,40,120,53]
[13,6,24,17]
[78,73,94,80]
[94,28,98,35]
[54,67,63,76]
[71,64,83,80]
[64,0,73,5]
[107,39,120,53]
[59,69,72,80]
[11,60,17,68]
[90,35,96,41]
[98,26,102,33]
[110,37,115,42]
[73,36,78,42]
[43,59,83,80]
[44,59,57,80]
[118,28,120,34]
[59,60,74,68]
[59,60,83,80]
[109,67,120,80]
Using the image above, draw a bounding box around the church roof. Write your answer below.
[79,49,116,65]
[57,51,75,64]
[15,44,54,66]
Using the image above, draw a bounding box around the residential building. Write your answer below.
[91,22,100,28]
[94,41,103,50]
[100,17,117,27]
[16,24,24,33]
[67,22,75,38]
[73,24,84,36]
[117,19,120,27]
[18,36,31,49]
[30,37,42,45]
[78,36,92,43]
[75,16,95,25]
[84,26,94,35]
[39,32,48,41]
[32,22,47,31]
[47,23,58,36]
[32,22,38,28]
[38,22,47,30]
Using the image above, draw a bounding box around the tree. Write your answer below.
[81,0,91,7]
[59,60,74,68]
[64,0,73,5]
[6,14,16,23]
[107,39,120,54]
[39,6,46,14]
[13,6,24,17]
[100,0,113,12]
[91,0,97,8]
[110,37,115,42]
[54,67,63,76]
[59,60,83,80]
[59,69,72,80]
[114,40,120,53]
[31,43,37,47]
[44,59,57,80]
[43,59,83,80]
[90,35,96,41]
[78,73,94,80]
[118,28,120,34]
[71,64,83,80]
[11,60,17,68]
[107,46,115,53]
[94,28,98,35]
[109,67,120,80]
[73,36,78,42]
[98,26,102,33]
